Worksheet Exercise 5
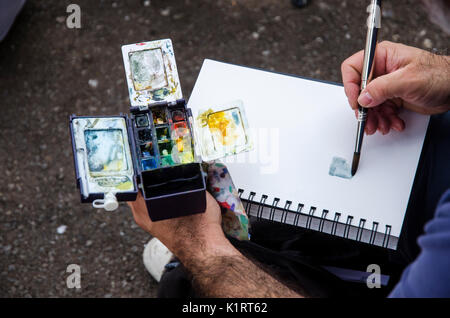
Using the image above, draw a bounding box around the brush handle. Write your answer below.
[353,0,382,158]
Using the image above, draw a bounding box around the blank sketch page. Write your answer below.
[188,59,429,238]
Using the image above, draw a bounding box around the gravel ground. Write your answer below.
[0,0,448,298]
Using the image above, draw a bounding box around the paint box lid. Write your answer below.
[121,39,183,108]
[69,115,138,204]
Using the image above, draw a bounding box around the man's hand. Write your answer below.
[128,192,301,297]
[341,41,450,135]
[128,192,238,263]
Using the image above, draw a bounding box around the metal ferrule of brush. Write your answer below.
[355,115,366,153]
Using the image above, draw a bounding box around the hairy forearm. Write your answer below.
[189,254,302,298]
[176,241,302,298]
[421,52,450,110]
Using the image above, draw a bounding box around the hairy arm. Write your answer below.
[129,192,301,298]
[178,236,301,298]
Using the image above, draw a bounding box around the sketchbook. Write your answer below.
[187,59,430,250]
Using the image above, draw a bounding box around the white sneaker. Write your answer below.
[142,238,174,282]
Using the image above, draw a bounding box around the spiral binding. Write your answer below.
[238,189,397,250]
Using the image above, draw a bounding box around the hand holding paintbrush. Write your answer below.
[343,1,450,176]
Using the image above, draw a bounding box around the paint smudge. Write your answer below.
[85,129,126,172]
[329,156,353,179]
[129,48,168,91]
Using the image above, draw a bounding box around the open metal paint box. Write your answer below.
[69,39,252,221]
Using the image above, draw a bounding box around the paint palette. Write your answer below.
[70,39,206,221]
[70,39,251,221]
[132,103,195,172]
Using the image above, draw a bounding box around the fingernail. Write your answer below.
[358,91,373,107]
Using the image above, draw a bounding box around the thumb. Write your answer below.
[357,70,405,108]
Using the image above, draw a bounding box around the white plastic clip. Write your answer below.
[92,192,119,211]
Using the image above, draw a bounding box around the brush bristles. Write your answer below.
[351,152,360,176]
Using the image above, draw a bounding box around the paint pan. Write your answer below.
[138,128,152,142]
[140,142,154,157]
[158,140,173,156]
[173,121,188,131]
[141,157,158,171]
[171,109,185,122]
[171,121,190,143]
[135,114,150,127]
[172,143,194,164]
[156,126,170,142]
[160,155,175,167]
[152,107,167,125]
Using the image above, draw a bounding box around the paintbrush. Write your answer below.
[351,0,382,176]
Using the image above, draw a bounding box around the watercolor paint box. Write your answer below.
[69,39,252,221]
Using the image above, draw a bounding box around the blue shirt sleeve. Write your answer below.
[389,189,450,297]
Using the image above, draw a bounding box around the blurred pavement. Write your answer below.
[0,0,448,297]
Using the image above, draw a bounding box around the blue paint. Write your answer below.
[329,156,353,179]
[151,88,170,101]
[140,142,154,157]
[141,157,157,170]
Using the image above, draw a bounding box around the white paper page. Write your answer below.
[188,59,429,238]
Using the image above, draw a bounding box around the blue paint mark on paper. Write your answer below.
[329,156,353,179]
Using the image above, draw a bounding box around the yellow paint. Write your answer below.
[180,151,194,164]
[103,159,124,172]
[116,181,133,190]
[207,111,238,146]
[176,138,184,152]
